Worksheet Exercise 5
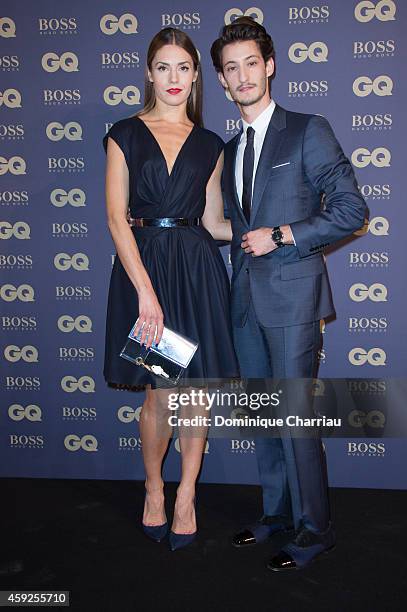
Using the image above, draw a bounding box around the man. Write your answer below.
[210,17,366,571]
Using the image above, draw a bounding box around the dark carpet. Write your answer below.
[0,479,406,611]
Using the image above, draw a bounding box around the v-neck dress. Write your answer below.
[102,116,239,387]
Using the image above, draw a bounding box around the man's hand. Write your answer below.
[241,225,294,256]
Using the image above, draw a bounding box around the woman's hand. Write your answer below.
[134,288,164,349]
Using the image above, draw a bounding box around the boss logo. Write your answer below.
[58,347,95,359]
[347,380,386,393]
[64,434,98,451]
[118,436,142,450]
[352,114,392,130]
[348,410,386,428]
[1,315,36,328]
[349,252,389,266]
[38,18,77,33]
[0,55,20,70]
[50,188,86,208]
[6,376,41,389]
[225,118,243,134]
[101,51,140,68]
[349,283,387,302]
[62,406,97,419]
[117,405,142,423]
[9,435,44,448]
[359,183,390,199]
[100,14,138,35]
[224,7,264,24]
[56,286,91,299]
[0,156,26,175]
[0,284,34,302]
[318,348,326,363]
[43,89,81,105]
[288,80,328,96]
[52,222,88,236]
[348,317,388,331]
[46,121,82,141]
[162,12,201,27]
[0,254,32,269]
[353,75,393,97]
[8,404,42,421]
[288,41,328,63]
[353,40,395,57]
[4,345,39,362]
[61,375,95,393]
[288,5,330,22]
[103,85,141,106]
[354,217,389,236]
[57,315,92,333]
[0,190,28,203]
[0,89,22,108]
[354,0,396,22]
[0,221,30,240]
[351,147,391,168]
[231,439,255,453]
[48,157,85,172]
[41,52,79,73]
[54,253,89,271]
[348,347,386,366]
[347,442,385,456]
[0,17,16,38]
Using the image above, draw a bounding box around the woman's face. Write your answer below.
[148,44,198,108]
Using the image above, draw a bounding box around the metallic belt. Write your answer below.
[129,217,201,228]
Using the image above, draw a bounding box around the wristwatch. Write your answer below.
[271,226,285,248]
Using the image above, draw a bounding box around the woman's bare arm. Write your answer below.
[202,151,232,242]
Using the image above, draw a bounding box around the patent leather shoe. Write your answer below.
[232,515,293,548]
[267,523,336,571]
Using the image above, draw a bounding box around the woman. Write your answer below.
[103,28,239,551]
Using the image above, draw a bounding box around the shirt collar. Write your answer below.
[241,99,276,139]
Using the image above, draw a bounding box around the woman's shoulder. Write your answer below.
[195,125,225,151]
[103,116,137,153]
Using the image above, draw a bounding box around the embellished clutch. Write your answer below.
[119,320,199,385]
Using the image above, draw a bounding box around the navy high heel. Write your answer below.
[169,496,197,551]
[142,521,168,543]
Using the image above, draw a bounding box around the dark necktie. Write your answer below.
[242,126,255,224]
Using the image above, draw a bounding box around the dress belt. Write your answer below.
[129,217,201,228]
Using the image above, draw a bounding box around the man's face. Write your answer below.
[218,40,274,106]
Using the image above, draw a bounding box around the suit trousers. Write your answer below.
[233,298,331,533]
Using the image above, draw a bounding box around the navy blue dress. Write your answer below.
[103,116,239,388]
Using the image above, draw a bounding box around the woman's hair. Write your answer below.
[137,27,203,127]
[210,16,276,88]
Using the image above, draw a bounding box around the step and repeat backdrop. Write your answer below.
[1,1,406,488]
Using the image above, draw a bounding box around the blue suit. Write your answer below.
[224,104,367,532]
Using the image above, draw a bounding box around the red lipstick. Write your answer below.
[167,88,182,95]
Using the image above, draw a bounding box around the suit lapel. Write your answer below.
[250,104,287,224]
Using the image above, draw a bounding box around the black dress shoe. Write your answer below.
[267,523,336,571]
[232,515,293,548]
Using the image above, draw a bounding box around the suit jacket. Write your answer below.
[223,103,367,328]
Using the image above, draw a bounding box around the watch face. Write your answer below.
[273,228,283,241]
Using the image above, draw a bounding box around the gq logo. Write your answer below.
[354,0,396,22]
[354,217,389,236]
[117,405,142,423]
[0,156,26,175]
[288,42,328,63]
[349,283,387,302]
[61,375,95,393]
[100,14,138,35]
[0,89,22,108]
[8,404,42,422]
[0,221,30,239]
[103,85,141,106]
[54,253,89,271]
[4,345,39,363]
[353,75,393,97]
[224,7,264,24]
[58,315,92,333]
[0,284,34,302]
[50,188,86,208]
[46,122,82,141]
[0,17,16,38]
[348,410,385,428]
[64,434,98,451]
[41,52,79,72]
[348,347,386,366]
[351,147,391,168]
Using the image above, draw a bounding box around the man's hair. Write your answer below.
[210,16,276,83]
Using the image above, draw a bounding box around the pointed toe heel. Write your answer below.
[169,530,197,551]
[142,522,168,543]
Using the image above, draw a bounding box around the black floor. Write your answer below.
[0,478,406,611]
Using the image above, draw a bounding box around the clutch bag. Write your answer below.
[119,320,199,385]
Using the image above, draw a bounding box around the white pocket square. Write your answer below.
[272,162,291,169]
